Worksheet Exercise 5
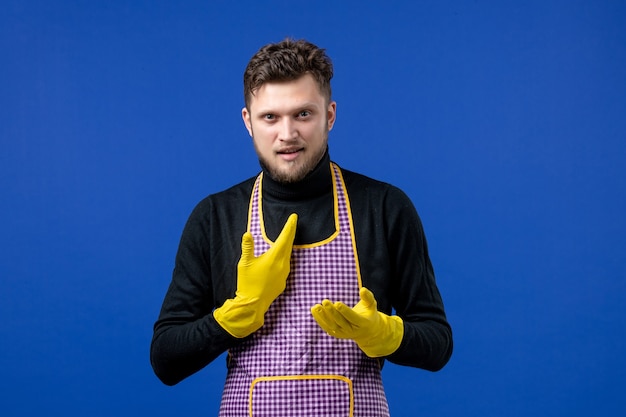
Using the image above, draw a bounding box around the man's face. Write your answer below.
[242,74,336,184]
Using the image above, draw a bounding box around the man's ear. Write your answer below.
[327,101,337,131]
[242,107,253,137]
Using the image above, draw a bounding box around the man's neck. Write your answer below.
[262,150,332,201]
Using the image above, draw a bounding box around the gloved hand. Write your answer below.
[311,287,404,357]
[214,214,297,338]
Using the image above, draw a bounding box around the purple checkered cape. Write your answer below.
[218,164,390,417]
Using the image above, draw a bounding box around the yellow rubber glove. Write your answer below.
[214,214,297,338]
[310,287,404,358]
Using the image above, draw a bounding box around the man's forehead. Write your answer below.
[248,76,326,113]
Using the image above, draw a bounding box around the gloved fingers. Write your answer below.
[333,301,369,328]
[270,213,298,255]
[321,299,333,308]
[359,287,377,309]
[311,303,340,334]
[323,302,361,333]
[239,232,255,265]
[311,302,354,338]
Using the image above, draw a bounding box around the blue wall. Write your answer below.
[1,1,625,415]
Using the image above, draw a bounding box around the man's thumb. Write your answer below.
[240,232,255,264]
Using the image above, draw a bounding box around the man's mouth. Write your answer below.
[277,147,303,161]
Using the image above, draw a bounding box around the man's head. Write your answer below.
[242,39,336,184]
[243,38,333,109]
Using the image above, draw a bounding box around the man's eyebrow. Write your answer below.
[254,102,321,115]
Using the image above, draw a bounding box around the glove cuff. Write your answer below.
[358,314,405,358]
[213,296,265,338]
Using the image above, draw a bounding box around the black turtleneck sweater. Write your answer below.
[151,152,452,386]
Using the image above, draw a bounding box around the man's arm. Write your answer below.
[150,199,240,386]
[384,186,453,371]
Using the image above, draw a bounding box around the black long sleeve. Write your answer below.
[151,154,452,384]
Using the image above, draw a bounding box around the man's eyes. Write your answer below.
[261,111,310,121]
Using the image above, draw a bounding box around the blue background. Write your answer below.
[1,1,625,416]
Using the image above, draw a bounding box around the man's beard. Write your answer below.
[257,141,327,184]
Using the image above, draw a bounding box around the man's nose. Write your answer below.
[277,118,297,141]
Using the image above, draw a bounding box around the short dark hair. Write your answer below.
[243,38,333,108]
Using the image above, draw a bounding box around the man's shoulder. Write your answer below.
[338,165,407,198]
[336,164,423,229]
[338,165,383,186]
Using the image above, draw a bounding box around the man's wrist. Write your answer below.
[213,297,265,338]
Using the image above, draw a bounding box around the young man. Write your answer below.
[151,38,452,416]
